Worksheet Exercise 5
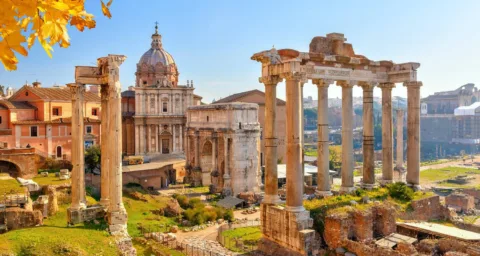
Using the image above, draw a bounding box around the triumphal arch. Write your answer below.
[252,33,421,255]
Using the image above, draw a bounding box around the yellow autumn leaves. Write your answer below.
[0,0,113,71]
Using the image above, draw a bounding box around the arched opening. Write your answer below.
[201,141,213,175]
[56,146,62,158]
[0,160,20,178]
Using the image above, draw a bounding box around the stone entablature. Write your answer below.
[185,103,261,195]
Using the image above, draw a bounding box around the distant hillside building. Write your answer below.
[213,89,287,164]
[421,83,479,115]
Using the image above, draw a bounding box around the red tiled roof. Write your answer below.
[212,89,286,105]
[10,86,100,102]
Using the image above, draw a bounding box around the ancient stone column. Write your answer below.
[100,84,110,207]
[222,136,232,195]
[180,125,183,152]
[396,109,404,170]
[405,81,422,190]
[155,125,159,153]
[379,83,395,185]
[337,80,355,193]
[283,72,306,212]
[68,83,86,210]
[147,125,151,153]
[173,125,177,153]
[134,125,139,155]
[105,55,128,232]
[359,82,376,189]
[312,79,332,196]
[260,75,282,204]
[212,132,217,171]
[195,130,200,167]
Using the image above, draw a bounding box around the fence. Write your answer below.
[217,220,261,253]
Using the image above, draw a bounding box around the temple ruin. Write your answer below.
[252,33,422,255]
[67,55,129,236]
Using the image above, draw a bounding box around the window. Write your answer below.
[207,116,209,122]
[30,126,38,137]
[56,146,62,158]
[25,92,29,96]
[92,108,98,116]
[0,116,2,124]
[52,107,61,116]
[163,102,168,112]
[86,125,92,134]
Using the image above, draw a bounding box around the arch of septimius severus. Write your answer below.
[252,33,421,255]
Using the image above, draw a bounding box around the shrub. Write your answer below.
[224,209,234,221]
[188,198,203,209]
[203,210,217,222]
[387,182,414,201]
[176,195,189,209]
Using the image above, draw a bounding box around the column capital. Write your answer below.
[67,83,86,98]
[336,80,355,88]
[378,82,396,90]
[312,79,334,87]
[357,81,376,90]
[280,72,307,83]
[404,81,423,88]
[259,75,282,86]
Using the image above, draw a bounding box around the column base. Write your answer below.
[108,207,129,235]
[285,205,306,212]
[314,190,333,198]
[407,184,422,191]
[378,179,394,186]
[263,194,282,204]
[339,186,356,194]
[99,198,110,208]
[360,182,377,190]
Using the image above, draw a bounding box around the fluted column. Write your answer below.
[260,75,282,204]
[359,82,376,189]
[337,80,355,193]
[396,109,405,170]
[100,84,110,207]
[405,81,422,190]
[283,72,306,212]
[68,83,87,210]
[105,55,127,231]
[312,79,332,196]
[379,82,395,185]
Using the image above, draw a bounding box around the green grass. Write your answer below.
[123,191,178,238]
[133,238,185,256]
[221,226,261,253]
[353,168,381,177]
[0,177,25,195]
[420,167,480,188]
[420,159,451,167]
[32,173,71,186]
[0,198,118,256]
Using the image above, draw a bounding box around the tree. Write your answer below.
[329,145,342,170]
[0,0,113,71]
[85,145,101,173]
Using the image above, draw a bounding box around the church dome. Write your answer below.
[138,25,175,67]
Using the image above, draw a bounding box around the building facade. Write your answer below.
[421,83,479,115]
[125,26,201,157]
[185,103,261,195]
[0,83,101,160]
[213,90,286,164]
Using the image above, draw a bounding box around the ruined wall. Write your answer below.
[446,193,475,212]
[0,208,43,230]
[399,196,449,221]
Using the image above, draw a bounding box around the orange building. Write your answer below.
[0,82,101,161]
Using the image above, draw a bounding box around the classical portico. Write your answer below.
[252,33,422,256]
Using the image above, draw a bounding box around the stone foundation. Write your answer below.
[1,208,43,231]
[446,193,475,212]
[259,204,320,256]
[398,195,450,221]
[108,208,129,234]
[67,205,106,225]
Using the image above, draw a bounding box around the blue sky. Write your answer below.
[1,0,480,103]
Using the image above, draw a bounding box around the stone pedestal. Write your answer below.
[67,205,106,225]
[260,204,320,256]
[379,83,395,185]
[337,81,355,193]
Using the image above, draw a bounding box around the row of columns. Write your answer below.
[135,91,190,116]
[134,124,184,155]
[261,74,422,211]
[68,80,126,216]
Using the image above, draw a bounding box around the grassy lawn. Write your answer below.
[420,167,480,188]
[0,197,118,256]
[0,176,25,195]
[123,191,178,238]
[221,226,261,253]
[32,173,71,186]
[420,159,451,167]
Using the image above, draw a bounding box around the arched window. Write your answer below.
[56,146,62,158]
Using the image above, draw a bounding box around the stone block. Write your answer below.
[324,213,353,248]
[372,203,396,237]
[1,208,43,230]
[67,205,105,225]
[446,193,475,212]
[353,209,373,242]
